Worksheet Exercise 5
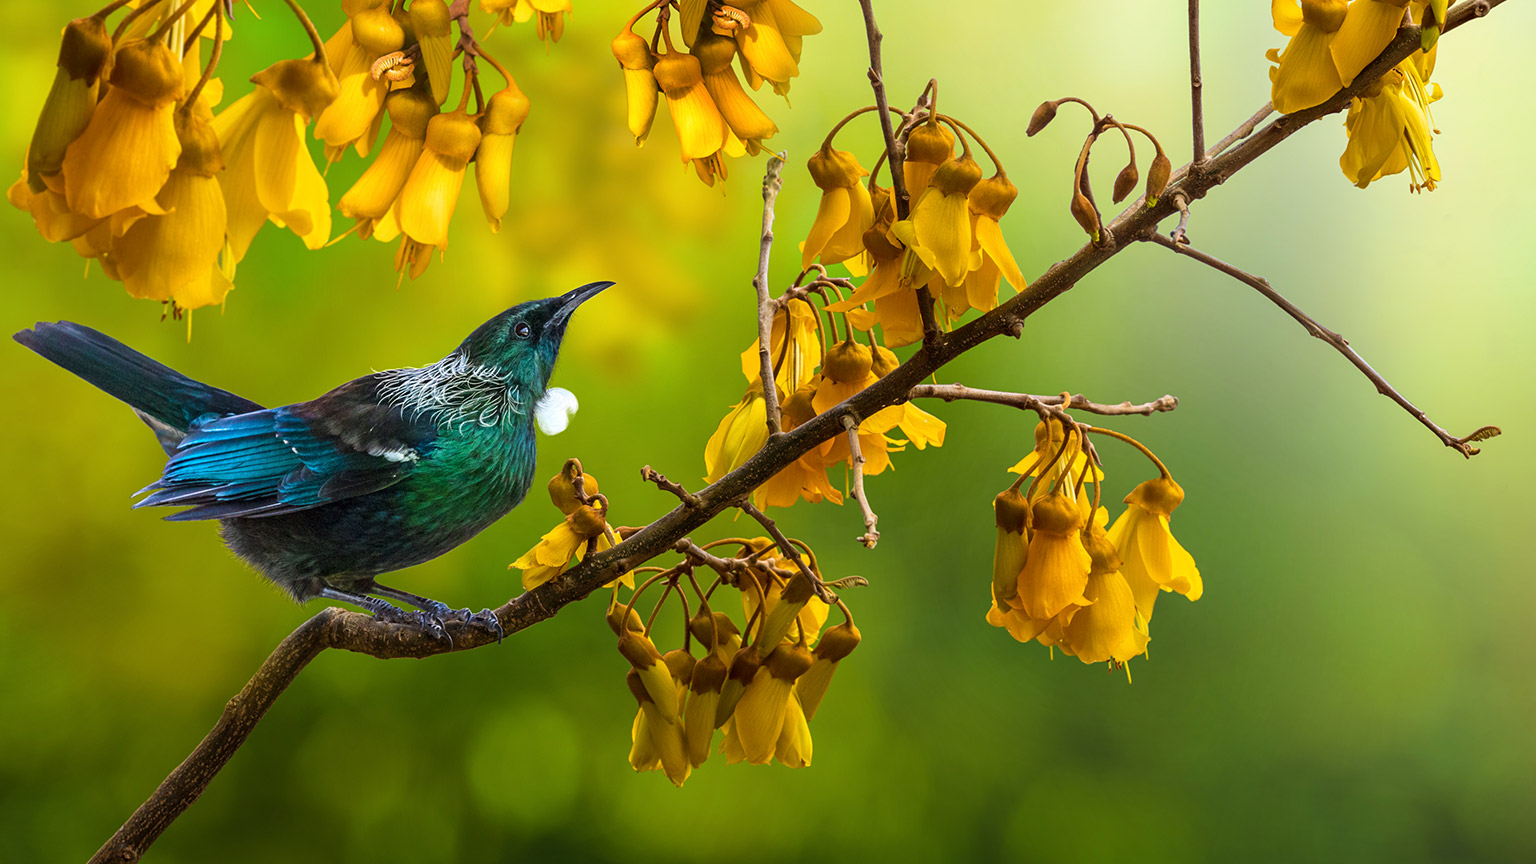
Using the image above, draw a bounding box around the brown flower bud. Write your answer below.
[1112,162,1139,204]
[1146,149,1172,206]
[1027,100,1059,137]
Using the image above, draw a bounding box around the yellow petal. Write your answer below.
[975,215,1025,292]
[731,668,793,765]
[802,187,850,269]
[398,151,466,248]
[1330,0,1408,86]
[1271,25,1345,115]
[114,171,227,305]
[909,190,971,287]
[62,90,180,219]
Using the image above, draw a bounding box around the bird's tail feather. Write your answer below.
[13,322,264,434]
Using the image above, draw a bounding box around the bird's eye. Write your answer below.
[513,321,532,340]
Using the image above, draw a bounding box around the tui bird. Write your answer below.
[13,281,613,636]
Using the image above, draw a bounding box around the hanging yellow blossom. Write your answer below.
[612,28,659,145]
[894,153,984,289]
[111,111,232,310]
[26,15,111,194]
[958,172,1026,316]
[1268,0,1348,115]
[704,387,769,483]
[1106,476,1202,622]
[475,82,532,232]
[801,145,873,272]
[212,58,338,267]
[62,38,185,220]
[1016,490,1092,620]
[395,108,482,279]
[1340,55,1441,191]
[338,87,437,239]
[1062,522,1150,665]
[741,298,822,396]
[509,501,609,590]
[314,5,403,162]
[694,32,777,155]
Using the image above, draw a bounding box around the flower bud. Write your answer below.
[871,344,899,378]
[612,29,659,145]
[1027,100,1058,136]
[352,7,405,56]
[1070,188,1101,243]
[822,340,873,384]
[1112,161,1139,204]
[1145,149,1172,206]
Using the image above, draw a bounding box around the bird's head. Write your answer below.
[457,281,613,388]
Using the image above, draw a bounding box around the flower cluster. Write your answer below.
[612,0,820,186]
[612,537,859,785]
[704,303,946,510]
[1268,0,1444,190]
[12,0,539,321]
[986,417,1202,676]
[482,0,573,44]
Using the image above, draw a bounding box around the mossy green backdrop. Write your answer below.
[2,2,1533,861]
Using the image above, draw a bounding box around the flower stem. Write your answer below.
[1084,426,1170,478]
[281,0,329,66]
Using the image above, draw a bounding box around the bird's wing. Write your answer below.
[137,375,437,520]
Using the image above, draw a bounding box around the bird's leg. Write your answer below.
[318,587,448,640]
[369,582,503,643]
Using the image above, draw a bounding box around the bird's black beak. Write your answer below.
[553,280,614,326]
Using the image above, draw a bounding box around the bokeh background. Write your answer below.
[2,1,1533,861]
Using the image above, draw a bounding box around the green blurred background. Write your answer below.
[3,1,1533,861]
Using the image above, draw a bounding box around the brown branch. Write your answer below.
[1207,104,1272,159]
[1148,232,1499,457]
[641,465,700,508]
[841,415,880,548]
[90,5,1512,859]
[737,499,833,601]
[910,385,1179,417]
[755,153,788,435]
[1187,0,1205,171]
[857,0,941,346]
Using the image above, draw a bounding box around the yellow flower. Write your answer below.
[611,28,659,145]
[394,109,482,276]
[1106,477,1202,622]
[989,485,1030,612]
[694,32,777,155]
[1268,0,1348,115]
[757,386,843,508]
[704,387,769,483]
[475,82,532,233]
[727,644,813,765]
[959,173,1026,315]
[893,153,984,289]
[731,0,819,90]
[902,120,955,199]
[626,661,691,786]
[1340,57,1441,191]
[508,502,608,590]
[619,629,682,725]
[409,0,453,104]
[1331,0,1411,88]
[682,653,727,767]
[1016,490,1092,620]
[338,87,436,239]
[1062,522,1150,665]
[213,58,338,266]
[61,39,184,220]
[794,620,858,720]
[741,567,826,654]
[741,299,821,395]
[314,6,403,162]
[111,111,232,310]
[653,49,727,164]
[801,145,873,272]
[26,15,111,194]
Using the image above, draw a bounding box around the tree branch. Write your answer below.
[841,415,880,548]
[755,153,788,436]
[91,4,1512,858]
[1187,0,1205,171]
[910,385,1179,417]
[857,0,942,347]
[1147,233,1499,457]
[738,499,834,600]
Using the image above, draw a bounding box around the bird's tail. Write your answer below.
[14,322,264,445]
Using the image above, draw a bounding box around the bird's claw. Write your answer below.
[438,606,504,643]
[368,604,449,640]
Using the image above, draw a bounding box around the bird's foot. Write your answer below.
[369,584,502,644]
[318,587,449,641]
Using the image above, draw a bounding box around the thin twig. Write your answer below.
[738,500,833,602]
[1187,0,1205,171]
[1148,232,1499,457]
[841,415,880,548]
[641,465,700,508]
[857,0,942,346]
[1170,192,1191,244]
[755,153,788,435]
[910,385,1179,417]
